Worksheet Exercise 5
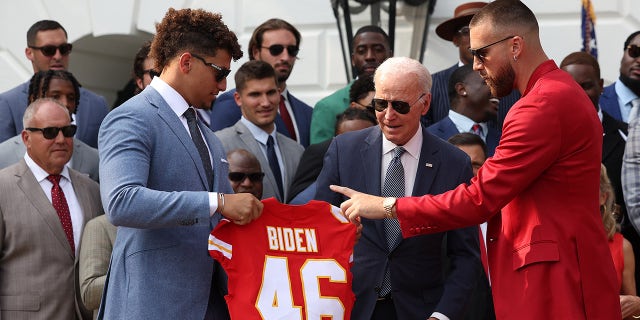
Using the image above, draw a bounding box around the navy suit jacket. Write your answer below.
[424,63,521,131]
[0,81,108,148]
[600,83,623,122]
[98,86,233,319]
[427,116,500,156]
[315,126,481,320]
[210,89,313,147]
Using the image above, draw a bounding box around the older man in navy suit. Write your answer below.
[0,20,108,148]
[210,19,312,147]
[316,57,481,320]
[98,9,263,320]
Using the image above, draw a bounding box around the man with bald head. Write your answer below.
[226,149,264,199]
[316,57,481,320]
[329,1,620,318]
[0,98,102,319]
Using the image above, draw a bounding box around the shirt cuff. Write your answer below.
[208,192,219,216]
[430,312,450,320]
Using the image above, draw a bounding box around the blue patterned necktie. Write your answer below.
[379,146,405,297]
[184,108,213,190]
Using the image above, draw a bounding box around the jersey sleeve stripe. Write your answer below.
[208,235,233,259]
[330,205,349,223]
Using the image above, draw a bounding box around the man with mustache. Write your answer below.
[210,18,313,147]
[329,1,621,318]
[310,25,392,145]
[601,31,640,123]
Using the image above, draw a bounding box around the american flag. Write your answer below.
[581,0,598,58]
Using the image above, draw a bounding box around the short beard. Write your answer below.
[485,63,516,98]
[619,74,640,96]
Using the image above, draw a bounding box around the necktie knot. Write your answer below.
[267,135,275,147]
[393,146,406,160]
[184,108,197,122]
[471,123,483,136]
[47,174,62,186]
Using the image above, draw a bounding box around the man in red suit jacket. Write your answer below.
[330,1,621,319]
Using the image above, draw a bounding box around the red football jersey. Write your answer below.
[209,198,356,320]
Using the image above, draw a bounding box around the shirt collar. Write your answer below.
[24,153,71,183]
[150,76,190,118]
[448,110,488,134]
[381,125,422,160]
[615,79,640,106]
[240,116,277,145]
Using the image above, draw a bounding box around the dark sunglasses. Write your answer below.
[468,35,514,64]
[458,26,470,35]
[28,43,73,57]
[190,53,232,82]
[228,172,265,183]
[627,44,640,59]
[372,93,426,114]
[144,69,160,78]
[26,125,77,139]
[262,45,299,57]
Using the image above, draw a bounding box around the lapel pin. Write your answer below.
[425,163,433,167]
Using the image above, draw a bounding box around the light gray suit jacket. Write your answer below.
[0,159,102,320]
[98,86,233,319]
[0,135,99,182]
[215,120,304,202]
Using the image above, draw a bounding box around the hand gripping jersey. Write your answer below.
[209,198,356,320]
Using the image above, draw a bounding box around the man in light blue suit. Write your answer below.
[600,31,640,123]
[0,20,108,148]
[428,64,500,156]
[97,9,263,320]
[210,19,312,147]
[316,57,481,320]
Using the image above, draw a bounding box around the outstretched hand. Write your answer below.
[329,185,388,222]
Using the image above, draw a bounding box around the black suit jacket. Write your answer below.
[315,126,481,320]
[287,139,332,203]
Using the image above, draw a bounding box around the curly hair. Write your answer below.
[151,8,243,71]
[349,75,375,104]
[600,164,618,240]
[28,70,81,113]
[133,40,152,79]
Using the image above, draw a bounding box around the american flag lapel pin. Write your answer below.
[425,162,433,167]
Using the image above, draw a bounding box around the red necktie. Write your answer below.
[471,123,483,136]
[48,174,75,255]
[279,95,297,141]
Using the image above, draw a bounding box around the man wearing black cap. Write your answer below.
[423,2,520,131]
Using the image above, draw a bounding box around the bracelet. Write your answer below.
[218,193,225,214]
[632,315,640,319]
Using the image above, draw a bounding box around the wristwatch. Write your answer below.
[383,197,396,219]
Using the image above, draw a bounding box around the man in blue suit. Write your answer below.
[316,57,481,320]
[428,64,500,156]
[98,8,263,319]
[600,30,640,123]
[210,19,312,147]
[0,20,108,148]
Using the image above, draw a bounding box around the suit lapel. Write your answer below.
[362,128,387,245]
[412,129,439,197]
[16,161,74,259]
[151,91,209,191]
[70,169,96,227]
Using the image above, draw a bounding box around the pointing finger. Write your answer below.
[330,185,356,198]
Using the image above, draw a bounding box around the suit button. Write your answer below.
[489,238,495,242]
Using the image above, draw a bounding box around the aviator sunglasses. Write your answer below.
[228,172,265,183]
[28,43,73,57]
[468,36,515,64]
[190,53,232,82]
[372,93,426,114]
[26,125,77,139]
[627,44,640,59]
[262,45,299,57]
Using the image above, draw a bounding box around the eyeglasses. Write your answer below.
[372,93,426,114]
[228,172,265,183]
[468,35,515,64]
[458,26,470,35]
[25,125,77,139]
[144,69,160,78]
[28,43,73,57]
[262,45,299,57]
[627,44,640,59]
[190,53,232,82]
